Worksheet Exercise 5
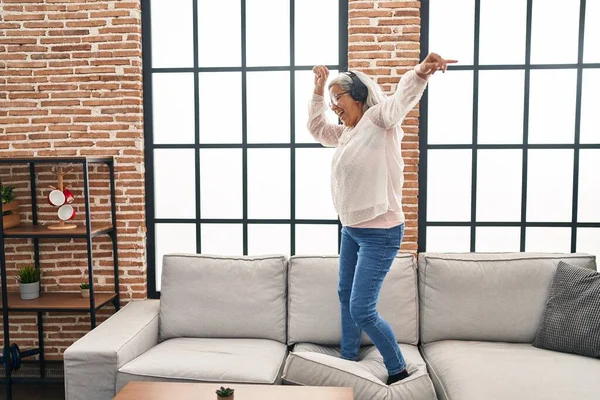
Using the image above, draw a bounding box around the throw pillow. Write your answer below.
[533,261,600,358]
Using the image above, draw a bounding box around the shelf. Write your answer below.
[2,223,113,238]
[0,157,113,165]
[0,292,117,312]
[0,155,120,398]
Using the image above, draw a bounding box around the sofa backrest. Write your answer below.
[418,252,597,344]
[287,254,419,346]
[159,254,287,343]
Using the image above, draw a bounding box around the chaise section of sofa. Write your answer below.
[65,254,289,400]
[282,255,437,400]
[418,252,600,400]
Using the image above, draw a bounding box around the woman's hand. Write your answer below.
[313,65,329,96]
[415,53,458,79]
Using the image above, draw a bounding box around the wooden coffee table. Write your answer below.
[114,381,354,400]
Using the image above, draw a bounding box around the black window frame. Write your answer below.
[419,0,600,252]
[142,0,349,298]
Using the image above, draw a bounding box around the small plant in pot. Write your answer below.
[16,266,40,300]
[1,185,15,206]
[79,282,90,298]
[215,387,234,400]
[1,185,20,229]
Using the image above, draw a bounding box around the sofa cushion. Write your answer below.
[159,254,287,342]
[421,340,600,400]
[282,343,436,400]
[533,261,600,358]
[116,338,287,392]
[418,253,597,344]
[287,254,419,346]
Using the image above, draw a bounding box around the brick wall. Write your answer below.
[0,0,144,359]
[348,0,421,252]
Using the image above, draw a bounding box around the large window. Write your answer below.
[142,0,348,296]
[419,0,600,259]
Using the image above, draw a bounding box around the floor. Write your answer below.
[0,383,64,400]
[0,362,65,400]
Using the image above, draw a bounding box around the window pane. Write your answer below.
[150,0,193,68]
[154,149,196,219]
[247,71,290,143]
[428,71,473,144]
[479,0,526,65]
[295,0,338,66]
[478,71,524,144]
[295,148,337,220]
[577,228,600,262]
[155,223,197,291]
[152,73,195,144]
[580,69,600,144]
[584,0,600,63]
[476,150,522,222]
[426,226,471,252]
[248,149,290,219]
[200,149,242,219]
[531,0,580,64]
[200,224,243,256]
[429,0,474,65]
[577,150,600,222]
[295,70,340,144]
[295,224,339,255]
[525,227,571,253]
[198,0,241,67]
[528,69,577,144]
[248,224,290,255]
[246,0,289,67]
[427,149,472,222]
[526,149,573,222]
[476,227,521,252]
[199,72,242,144]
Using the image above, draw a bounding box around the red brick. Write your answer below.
[378,18,421,25]
[6,30,47,37]
[47,13,89,20]
[48,29,90,36]
[51,44,92,52]
[65,20,107,28]
[3,14,45,21]
[66,4,109,11]
[24,21,65,29]
[349,10,393,18]
[24,5,67,12]
[0,38,38,45]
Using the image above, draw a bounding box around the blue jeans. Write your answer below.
[338,224,407,375]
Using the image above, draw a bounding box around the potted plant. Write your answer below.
[215,387,234,400]
[1,185,20,229]
[16,266,40,300]
[79,282,90,298]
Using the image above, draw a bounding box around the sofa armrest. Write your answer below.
[64,300,160,400]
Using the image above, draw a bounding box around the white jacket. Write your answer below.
[307,70,428,226]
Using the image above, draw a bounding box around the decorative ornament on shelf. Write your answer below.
[46,167,77,230]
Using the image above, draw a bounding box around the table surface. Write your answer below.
[114,382,354,400]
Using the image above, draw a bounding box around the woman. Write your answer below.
[309,52,456,385]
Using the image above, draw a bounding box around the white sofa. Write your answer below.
[64,252,599,400]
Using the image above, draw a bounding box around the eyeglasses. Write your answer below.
[328,91,350,108]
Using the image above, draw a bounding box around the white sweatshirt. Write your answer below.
[308,69,428,227]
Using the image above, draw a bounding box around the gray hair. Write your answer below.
[327,71,385,112]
